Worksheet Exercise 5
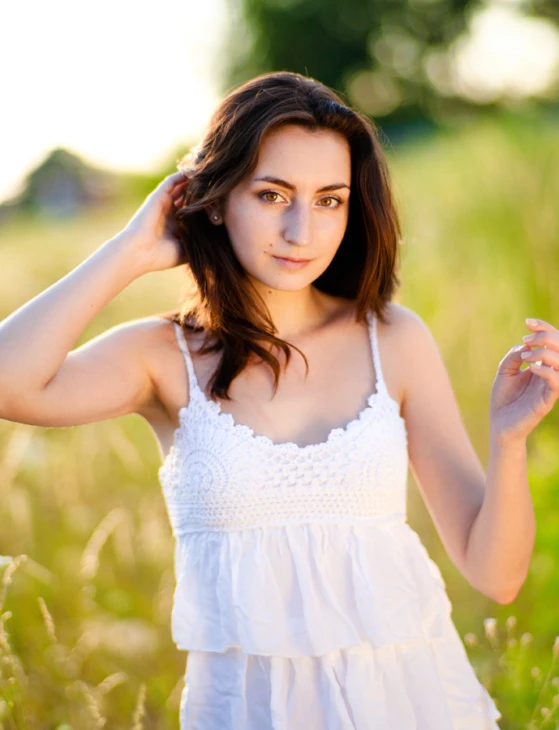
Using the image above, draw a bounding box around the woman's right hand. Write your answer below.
[117,171,192,274]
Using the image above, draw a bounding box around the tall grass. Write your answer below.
[0,111,558,728]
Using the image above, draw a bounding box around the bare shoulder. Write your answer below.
[78,314,187,424]
[96,314,181,411]
[131,314,214,423]
[125,315,189,415]
[378,301,430,338]
[375,302,435,407]
[104,313,176,343]
[126,314,178,354]
[103,315,178,373]
[378,301,438,360]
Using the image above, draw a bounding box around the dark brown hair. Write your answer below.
[165,71,401,401]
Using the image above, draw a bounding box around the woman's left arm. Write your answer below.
[466,317,559,603]
[394,307,558,605]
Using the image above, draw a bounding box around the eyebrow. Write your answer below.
[253,176,350,193]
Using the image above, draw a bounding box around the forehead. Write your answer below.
[253,124,351,179]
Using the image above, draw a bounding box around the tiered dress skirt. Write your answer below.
[173,520,502,729]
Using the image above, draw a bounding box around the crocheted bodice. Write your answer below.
[159,310,408,533]
[157,311,452,657]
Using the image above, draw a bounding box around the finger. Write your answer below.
[522,330,559,351]
[498,344,533,375]
[528,363,559,399]
[171,180,190,197]
[156,171,190,192]
[525,318,559,335]
[521,347,559,369]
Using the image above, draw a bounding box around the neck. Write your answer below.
[249,280,328,341]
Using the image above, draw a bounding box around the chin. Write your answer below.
[249,271,317,293]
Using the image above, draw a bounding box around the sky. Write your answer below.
[0,0,229,202]
[1,0,558,204]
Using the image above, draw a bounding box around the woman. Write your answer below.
[1,71,557,728]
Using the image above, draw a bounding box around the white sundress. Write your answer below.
[158,310,502,729]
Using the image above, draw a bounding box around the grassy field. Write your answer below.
[0,111,558,728]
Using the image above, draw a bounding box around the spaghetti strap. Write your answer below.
[367,311,387,395]
[172,321,200,396]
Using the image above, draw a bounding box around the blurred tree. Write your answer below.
[222,0,483,124]
[222,0,559,127]
[530,0,559,24]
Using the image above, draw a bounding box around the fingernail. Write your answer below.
[522,334,535,342]
[526,318,539,326]
[520,351,530,359]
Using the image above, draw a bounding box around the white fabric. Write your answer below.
[158,311,502,729]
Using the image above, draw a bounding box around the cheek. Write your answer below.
[226,203,275,257]
[317,214,348,247]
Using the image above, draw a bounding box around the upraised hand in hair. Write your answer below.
[117,172,191,274]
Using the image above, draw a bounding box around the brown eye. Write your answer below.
[259,191,281,203]
[319,196,342,208]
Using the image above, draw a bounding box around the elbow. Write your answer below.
[476,586,517,605]
[474,578,523,605]
[470,562,531,606]
[488,579,525,605]
[492,589,519,605]
[492,566,532,605]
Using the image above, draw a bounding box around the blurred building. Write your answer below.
[0,148,121,221]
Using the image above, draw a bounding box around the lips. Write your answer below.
[273,256,312,262]
[272,255,313,270]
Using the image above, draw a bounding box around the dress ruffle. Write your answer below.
[181,621,501,729]
[171,519,454,657]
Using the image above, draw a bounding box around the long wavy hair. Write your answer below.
[164,71,402,401]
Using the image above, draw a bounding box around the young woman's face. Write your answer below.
[220,124,351,293]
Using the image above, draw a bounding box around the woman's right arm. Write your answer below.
[0,171,190,427]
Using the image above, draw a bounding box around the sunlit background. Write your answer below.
[1,0,559,727]
[0,0,228,203]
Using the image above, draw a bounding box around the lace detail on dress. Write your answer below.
[159,310,408,532]
[167,310,394,455]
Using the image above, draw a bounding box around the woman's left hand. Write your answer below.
[489,318,559,444]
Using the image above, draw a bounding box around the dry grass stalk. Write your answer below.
[96,672,128,696]
[68,680,106,729]
[131,682,147,730]
[37,597,56,644]
[0,555,27,613]
[80,508,125,582]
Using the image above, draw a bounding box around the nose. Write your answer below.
[282,199,312,247]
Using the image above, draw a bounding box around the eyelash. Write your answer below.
[257,190,343,209]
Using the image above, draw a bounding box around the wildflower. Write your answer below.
[521,633,533,647]
[484,618,497,641]
[464,633,478,647]
[506,616,517,630]
[553,637,559,657]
